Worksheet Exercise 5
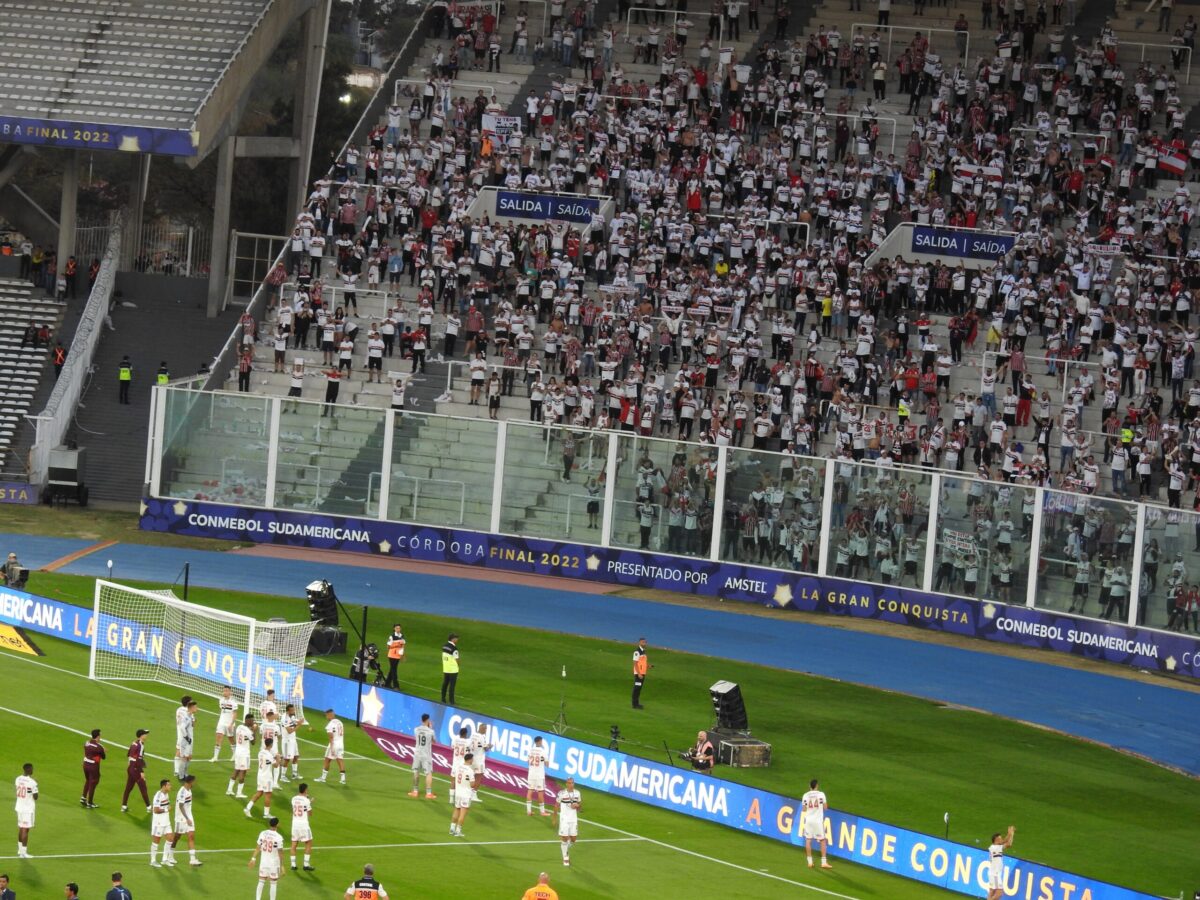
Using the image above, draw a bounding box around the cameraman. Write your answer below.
[350,643,381,683]
[1,552,26,588]
[684,730,714,772]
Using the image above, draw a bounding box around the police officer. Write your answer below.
[440,633,459,704]
[118,355,133,404]
[384,624,405,689]
[155,361,169,388]
[343,863,390,899]
[631,638,651,709]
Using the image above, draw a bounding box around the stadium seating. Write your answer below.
[0,278,65,470]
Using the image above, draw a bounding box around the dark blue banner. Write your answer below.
[495,190,599,223]
[139,499,1200,681]
[0,116,197,156]
[911,226,1014,261]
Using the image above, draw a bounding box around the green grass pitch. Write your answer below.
[0,572,1195,899]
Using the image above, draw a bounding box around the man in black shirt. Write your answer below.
[344,863,390,899]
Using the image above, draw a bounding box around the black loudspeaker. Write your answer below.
[710,680,749,731]
[306,579,339,627]
[307,626,347,657]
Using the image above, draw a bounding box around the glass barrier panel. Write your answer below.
[1139,507,1200,631]
[159,389,270,508]
[935,475,1037,606]
[1036,489,1138,621]
[272,397,382,518]
[720,447,825,572]
[828,460,933,588]
[497,420,606,540]
[391,412,497,530]
[608,431,715,559]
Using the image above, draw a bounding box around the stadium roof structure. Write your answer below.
[0,0,320,161]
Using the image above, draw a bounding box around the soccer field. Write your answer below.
[0,640,945,900]
[0,573,1196,899]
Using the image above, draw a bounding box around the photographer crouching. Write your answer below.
[350,642,385,686]
[680,730,715,772]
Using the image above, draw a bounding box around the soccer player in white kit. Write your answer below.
[14,762,37,858]
[408,713,437,799]
[448,726,471,804]
[525,735,551,816]
[260,711,282,790]
[249,816,285,900]
[228,714,257,798]
[553,776,581,867]
[986,826,1015,900]
[174,697,197,780]
[315,709,345,784]
[149,778,176,867]
[801,778,833,869]
[279,704,305,783]
[450,752,475,837]
[245,737,277,820]
[212,686,238,761]
[289,782,314,871]
[170,773,202,866]
[470,723,492,802]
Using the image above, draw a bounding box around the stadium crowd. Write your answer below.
[256,0,1200,627]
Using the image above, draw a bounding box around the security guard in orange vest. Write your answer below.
[384,623,405,689]
[64,255,78,299]
[117,355,133,405]
[52,341,66,380]
[631,638,651,709]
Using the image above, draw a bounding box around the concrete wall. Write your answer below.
[115,271,210,307]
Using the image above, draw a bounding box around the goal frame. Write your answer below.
[89,578,272,717]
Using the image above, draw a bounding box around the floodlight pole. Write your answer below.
[355,604,368,727]
[183,563,190,601]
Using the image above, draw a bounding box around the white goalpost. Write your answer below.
[88,579,317,719]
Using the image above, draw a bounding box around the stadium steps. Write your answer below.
[0,279,67,476]
[68,294,238,505]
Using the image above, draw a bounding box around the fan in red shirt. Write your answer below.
[81,728,106,808]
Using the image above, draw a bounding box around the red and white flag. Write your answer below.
[1158,148,1188,176]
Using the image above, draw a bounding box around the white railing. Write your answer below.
[151,384,1200,633]
[850,23,966,70]
[27,212,122,485]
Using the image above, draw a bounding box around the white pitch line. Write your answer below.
[0,837,644,862]
[0,703,175,764]
[0,651,869,899]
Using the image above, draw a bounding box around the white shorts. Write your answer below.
[558,818,578,838]
[803,817,827,841]
[471,757,487,776]
[280,738,297,759]
[174,816,194,834]
[234,749,251,770]
[412,755,432,775]
[454,792,472,810]
[256,771,275,792]
[217,713,235,735]
[527,771,545,792]
[989,867,1004,890]
[176,737,193,757]
[151,814,172,837]
[291,823,312,843]
[16,806,34,829]
[325,743,344,761]
[259,862,280,880]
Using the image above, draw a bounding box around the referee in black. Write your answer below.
[440,633,459,704]
[344,863,390,899]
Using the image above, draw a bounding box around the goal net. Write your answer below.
[89,579,317,719]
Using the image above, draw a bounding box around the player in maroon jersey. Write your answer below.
[81,728,105,808]
[121,728,151,813]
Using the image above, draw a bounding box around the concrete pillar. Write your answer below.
[126,154,152,270]
[288,0,331,220]
[206,135,235,317]
[57,149,79,276]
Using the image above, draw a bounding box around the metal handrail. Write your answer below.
[850,22,966,70]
